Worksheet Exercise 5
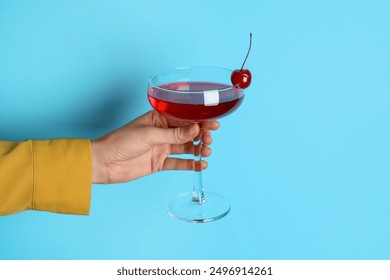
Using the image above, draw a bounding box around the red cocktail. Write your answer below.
[148,66,245,223]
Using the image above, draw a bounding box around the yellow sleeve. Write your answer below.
[0,139,92,216]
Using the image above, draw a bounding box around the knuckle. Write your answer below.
[172,127,183,143]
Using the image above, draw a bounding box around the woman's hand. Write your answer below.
[91,110,220,184]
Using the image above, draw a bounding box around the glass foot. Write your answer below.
[167,192,231,223]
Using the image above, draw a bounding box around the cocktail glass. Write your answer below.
[148,66,245,223]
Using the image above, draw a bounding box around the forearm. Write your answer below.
[0,139,92,216]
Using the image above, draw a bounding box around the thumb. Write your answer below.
[148,123,200,145]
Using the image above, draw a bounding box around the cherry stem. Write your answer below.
[240,33,252,70]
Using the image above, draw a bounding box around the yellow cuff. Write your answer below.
[32,139,92,215]
[0,141,33,215]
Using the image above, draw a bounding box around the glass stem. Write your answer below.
[192,130,205,204]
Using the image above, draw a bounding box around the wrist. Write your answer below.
[91,139,108,184]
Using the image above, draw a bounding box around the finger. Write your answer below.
[162,158,208,171]
[193,132,201,142]
[188,130,212,146]
[193,131,212,144]
[201,131,213,145]
[201,145,212,157]
[141,110,191,128]
[170,142,194,155]
[146,123,200,146]
[201,120,220,131]
[170,142,212,157]
[191,121,220,142]
[141,111,219,131]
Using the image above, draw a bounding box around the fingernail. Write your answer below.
[188,125,195,135]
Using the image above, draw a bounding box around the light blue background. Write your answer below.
[1,0,389,259]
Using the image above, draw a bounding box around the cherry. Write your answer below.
[231,33,252,89]
[231,69,251,89]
